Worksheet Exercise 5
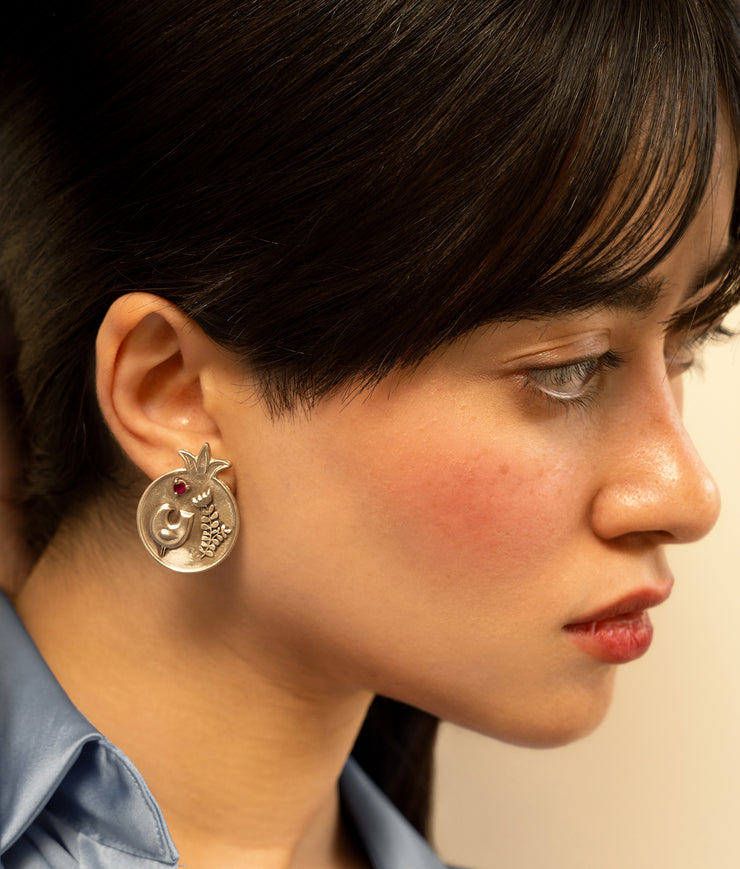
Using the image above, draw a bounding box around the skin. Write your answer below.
[12,119,735,867]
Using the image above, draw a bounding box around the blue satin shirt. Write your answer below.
[0,593,448,868]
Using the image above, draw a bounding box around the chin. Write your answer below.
[444,672,618,749]
[505,709,610,749]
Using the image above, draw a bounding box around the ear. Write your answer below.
[96,293,238,481]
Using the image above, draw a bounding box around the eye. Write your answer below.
[664,337,696,375]
[522,350,625,409]
[664,324,730,377]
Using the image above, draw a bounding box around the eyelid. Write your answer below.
[502,333,611,367]
[520,350,626,410]
[664,321,730,373]
[512,316,730,413]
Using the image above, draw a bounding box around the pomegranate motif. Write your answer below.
[136,444,239,572]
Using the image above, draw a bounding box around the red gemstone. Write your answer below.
[173,479,188,495]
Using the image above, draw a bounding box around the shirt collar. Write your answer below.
[0,592,179,864]
[340,760,448,869]
[0,592,446,868]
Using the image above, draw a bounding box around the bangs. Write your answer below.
[235,0,740,409]
[27,1,737,412]
[247,1,740,409]
[422,1,740,344]
[670,250,740,336]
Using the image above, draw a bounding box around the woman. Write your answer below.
[1,1,739,867]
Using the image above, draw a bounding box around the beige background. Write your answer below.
[433,329,740,868]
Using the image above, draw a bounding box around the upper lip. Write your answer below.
[565,578,674,627]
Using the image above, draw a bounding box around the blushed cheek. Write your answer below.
[365,444,575,573]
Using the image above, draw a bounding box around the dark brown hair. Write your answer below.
[2,0,740,838]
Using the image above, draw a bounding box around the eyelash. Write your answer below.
[521,350,626,412]
[664,324,728,374]
[521,325,727,413]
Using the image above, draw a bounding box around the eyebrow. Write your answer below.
[598,241,737,314]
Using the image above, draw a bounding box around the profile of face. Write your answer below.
[87,108,735,764]
[183,111,735,751]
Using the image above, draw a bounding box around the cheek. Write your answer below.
[358,437,579,575]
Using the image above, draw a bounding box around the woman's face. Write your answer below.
[218,130,735,747]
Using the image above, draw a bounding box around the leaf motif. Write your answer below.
[177,445,231,484]
[195,487,233,559]
[178,449,199,476]
[195,443,211,475]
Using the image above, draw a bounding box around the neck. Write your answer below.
[13,529,373,869]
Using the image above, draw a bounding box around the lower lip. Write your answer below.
[564,611,654,663]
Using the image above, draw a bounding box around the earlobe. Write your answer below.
[96,293,225,480]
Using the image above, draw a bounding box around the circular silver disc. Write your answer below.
[136,470,239,573]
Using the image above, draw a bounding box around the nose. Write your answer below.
[590,388,721,544]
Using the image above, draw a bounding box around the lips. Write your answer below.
[564,583,673,664]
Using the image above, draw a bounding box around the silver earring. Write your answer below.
[136,443,239,572]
